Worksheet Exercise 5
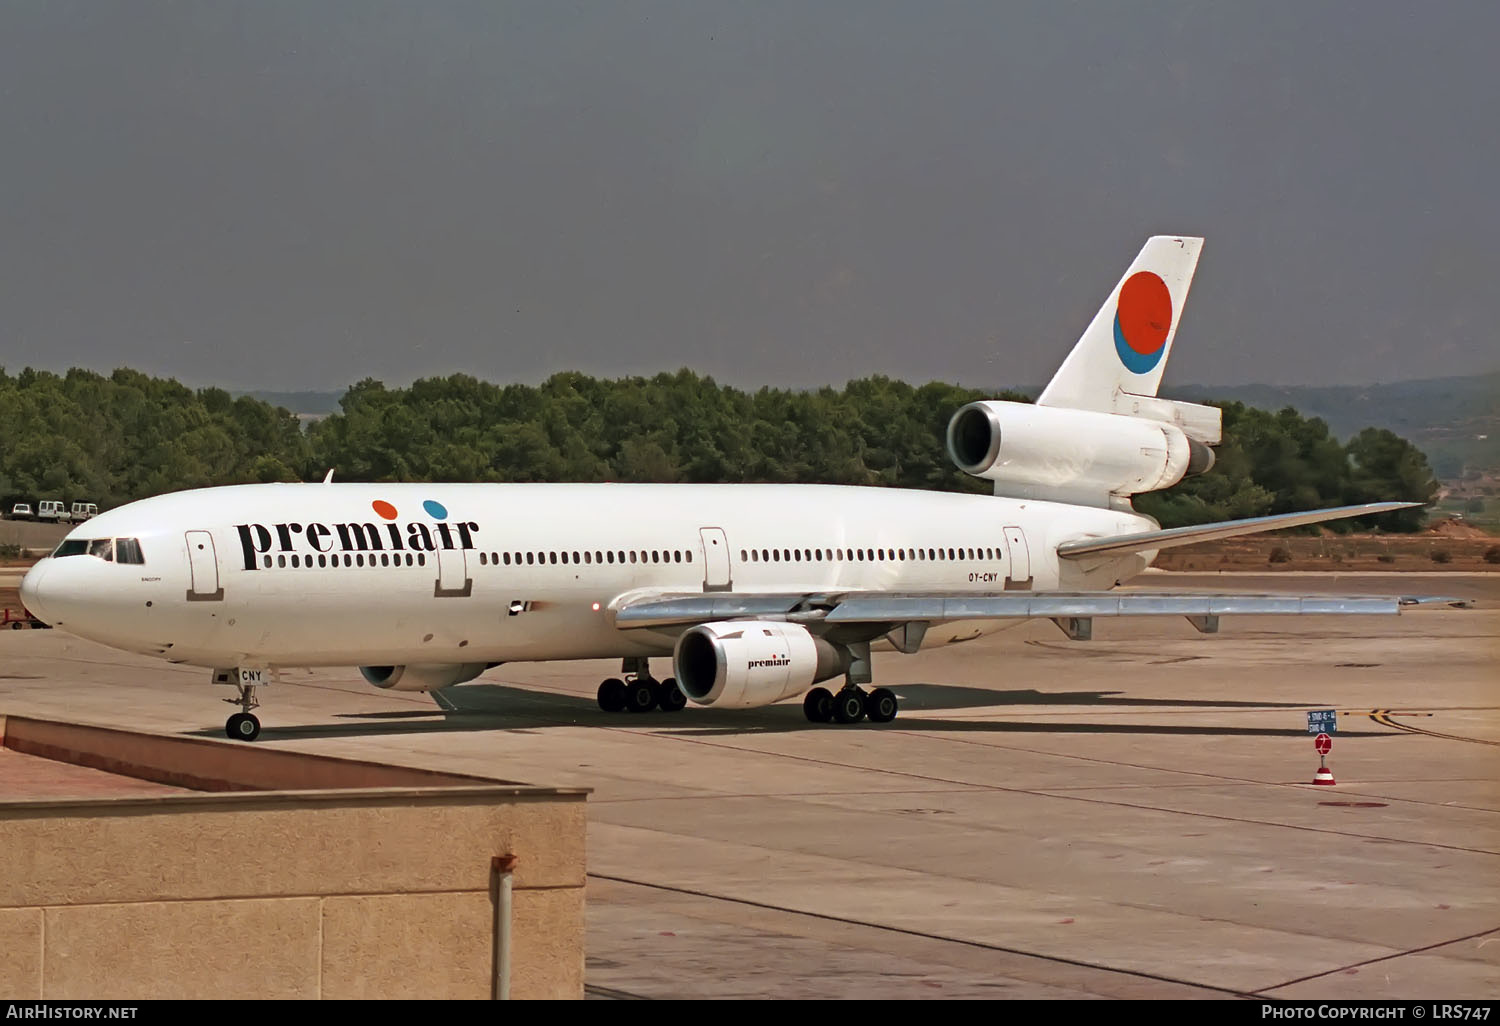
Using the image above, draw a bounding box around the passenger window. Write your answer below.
[629,551,637,563]
[685,551,691,563]
[674,551,682,563]
[263,556,272,569]
[479,552,488,566]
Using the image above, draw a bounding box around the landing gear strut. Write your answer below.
[597,659,686,715]
[223,681,262,741]
[802,640,899,725]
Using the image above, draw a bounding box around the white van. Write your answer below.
[37,500,68,523]
[70,502,98,521]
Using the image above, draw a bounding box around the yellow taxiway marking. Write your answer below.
[1354,708,1500,747]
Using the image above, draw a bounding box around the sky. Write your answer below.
[1,2,1496,395]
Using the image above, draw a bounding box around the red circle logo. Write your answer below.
[1117,272,1173,355]
[372,500,398,521]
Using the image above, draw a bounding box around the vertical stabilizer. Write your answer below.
[1036,236,1203,412]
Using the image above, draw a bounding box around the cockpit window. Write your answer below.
[50,538,144,563]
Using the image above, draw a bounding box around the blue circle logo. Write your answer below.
[422,499,448,519]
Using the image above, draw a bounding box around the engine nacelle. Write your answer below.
[946,400,1214,506]
[359,663,489,692]
[673,621,846,709]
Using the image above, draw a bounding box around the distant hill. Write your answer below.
[1161,372,1500,478]
[241,371,1500,478]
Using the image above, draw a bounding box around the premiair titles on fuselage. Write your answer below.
[235,516,481,571]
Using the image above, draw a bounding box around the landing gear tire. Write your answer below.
[597,678,627,713]
[625,679,658,713]
[803,687,834,723]
[225,713,261,742]
[832,688,867,724]
[655,678,687,713]
[865,687,898,723]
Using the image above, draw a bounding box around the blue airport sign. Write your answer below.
[1307,709,1338,734]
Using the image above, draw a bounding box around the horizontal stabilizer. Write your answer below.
[1110,393,1222,445]
[1056,502,1421,559]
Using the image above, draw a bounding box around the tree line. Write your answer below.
[0,366,1437,531]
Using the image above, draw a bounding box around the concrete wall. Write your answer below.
[0,717,588,999]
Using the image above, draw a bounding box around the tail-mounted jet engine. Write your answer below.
[946,400,1214,506]
[673,621,847,709]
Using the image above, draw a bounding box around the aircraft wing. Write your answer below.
[1056,502,1418,559]
[612,588,1468,636]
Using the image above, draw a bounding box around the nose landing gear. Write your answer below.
[223,685,261,741]
[213,669,264,741]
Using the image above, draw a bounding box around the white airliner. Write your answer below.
[21,237,1424,741]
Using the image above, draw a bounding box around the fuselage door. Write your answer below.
[699,527,732,593]
[185,530,224,601]
[434,546,472,598]
[1003,526,1032,590]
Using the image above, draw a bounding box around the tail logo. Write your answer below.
[1113,271,1173,374]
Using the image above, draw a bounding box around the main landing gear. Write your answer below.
[802,640,898,725]
[597,658,687,715]
[223,681,262,741]
[802,685,899,725]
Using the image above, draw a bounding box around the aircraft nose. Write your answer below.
[19,561,53,625]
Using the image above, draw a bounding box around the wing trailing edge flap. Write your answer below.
[612,590,1426,631]
[1056,502,1421,559]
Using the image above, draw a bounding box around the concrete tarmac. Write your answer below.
[1,572,1495,999]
